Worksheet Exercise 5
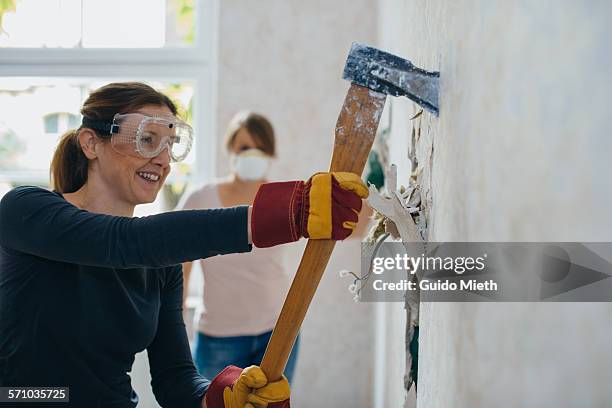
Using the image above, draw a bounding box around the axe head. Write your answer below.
[343,43,440,116]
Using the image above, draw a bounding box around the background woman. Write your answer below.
[0,82,368,407]
[180,112,299,383]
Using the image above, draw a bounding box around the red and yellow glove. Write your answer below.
[251,172,368,248]
[205,365,290,408]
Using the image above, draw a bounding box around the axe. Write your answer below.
[259,43,440,382]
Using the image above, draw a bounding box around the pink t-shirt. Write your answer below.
[179,183,290,336]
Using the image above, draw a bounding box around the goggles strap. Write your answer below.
[81,117,120,135]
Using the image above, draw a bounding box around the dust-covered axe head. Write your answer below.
[343,43,440,116]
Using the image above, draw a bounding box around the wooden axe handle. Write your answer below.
[260,84,387,381]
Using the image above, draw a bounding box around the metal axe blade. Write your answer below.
[343,42,440,116]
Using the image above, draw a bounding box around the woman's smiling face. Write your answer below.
[94,104,174,206]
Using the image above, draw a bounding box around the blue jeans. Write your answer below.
[193,331,300,384]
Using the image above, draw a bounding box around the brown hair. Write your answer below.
[224,111,276,156]
[50,82,178,193]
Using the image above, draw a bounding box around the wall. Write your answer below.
[216,1,378,407]
[378,1,612,407]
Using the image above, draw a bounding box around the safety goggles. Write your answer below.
[82,113,194,162]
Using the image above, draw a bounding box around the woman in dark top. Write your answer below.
[0,82,368,408]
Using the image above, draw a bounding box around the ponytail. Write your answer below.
[50,129,89,194]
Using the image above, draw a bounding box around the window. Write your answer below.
[0,0,195,48]
[0,0,218,213]
[0,122,24,170]
[43,112,80,134]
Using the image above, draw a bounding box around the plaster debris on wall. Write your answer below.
[339,94,434,397]
[360,163,425,394]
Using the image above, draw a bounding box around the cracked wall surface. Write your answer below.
[380,1,612,407]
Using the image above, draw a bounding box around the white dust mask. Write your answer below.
[231,148,270,181]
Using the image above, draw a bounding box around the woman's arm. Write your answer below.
[0,186,251,269]
[148,265,210,408]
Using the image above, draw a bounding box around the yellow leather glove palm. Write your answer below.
[305,171,369,239]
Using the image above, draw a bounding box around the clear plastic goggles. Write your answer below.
[111,113,193,162]
[82,113,193,162]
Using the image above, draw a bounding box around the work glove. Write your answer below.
[251,172,368,248]
[205,365,290,408]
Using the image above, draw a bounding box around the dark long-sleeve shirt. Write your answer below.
[0,186,252,407]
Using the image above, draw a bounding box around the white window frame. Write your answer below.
[0,0,218,186]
